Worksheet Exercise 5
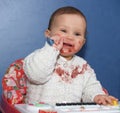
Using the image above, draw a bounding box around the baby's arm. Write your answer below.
[82,64,118,105]
[23,42,60,84]
[82,64,105,102]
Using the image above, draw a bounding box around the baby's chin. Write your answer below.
[60,50,74,60]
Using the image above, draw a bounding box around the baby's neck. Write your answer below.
[61,55,74,61]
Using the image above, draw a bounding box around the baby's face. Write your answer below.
[47,14,86,60]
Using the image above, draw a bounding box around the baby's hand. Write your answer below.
[49,34,63,51]
[94,94,118,105]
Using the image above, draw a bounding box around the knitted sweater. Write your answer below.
[23,42,104,105]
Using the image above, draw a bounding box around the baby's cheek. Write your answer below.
[73,41,83,51]
[71,47,79,53]
[79,40,82,44]
[79,40,84,47]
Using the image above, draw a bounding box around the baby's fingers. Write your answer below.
[101,95,118,105]
[53,38,63,50]
[107,95,118,105]
[57,38,63,50]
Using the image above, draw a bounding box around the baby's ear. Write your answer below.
[45,29,51,37]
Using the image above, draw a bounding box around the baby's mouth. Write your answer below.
[61,42,74,53]
[63,42,73,48]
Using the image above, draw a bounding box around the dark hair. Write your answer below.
[48,6,87,36]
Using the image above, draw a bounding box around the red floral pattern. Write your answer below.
[2,59,27,105]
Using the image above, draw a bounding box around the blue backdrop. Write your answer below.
[0,0,120,99]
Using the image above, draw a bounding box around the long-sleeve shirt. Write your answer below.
[23,42,104,105]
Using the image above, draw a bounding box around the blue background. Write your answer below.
[0,0,120,99]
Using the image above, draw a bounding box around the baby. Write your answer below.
[23,6,118,105]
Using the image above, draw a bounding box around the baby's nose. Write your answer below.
[66,36,73,40]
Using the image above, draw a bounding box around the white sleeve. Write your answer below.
[23,42,59,84]
[82,64,105,102]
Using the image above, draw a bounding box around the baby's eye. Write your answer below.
[61,29,66,33]
[75,33,81,36]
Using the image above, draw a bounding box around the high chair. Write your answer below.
[0,59,108,113]
[0,59,27,113]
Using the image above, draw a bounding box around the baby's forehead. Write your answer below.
[55,14,86,26]
[54,13,86,23]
